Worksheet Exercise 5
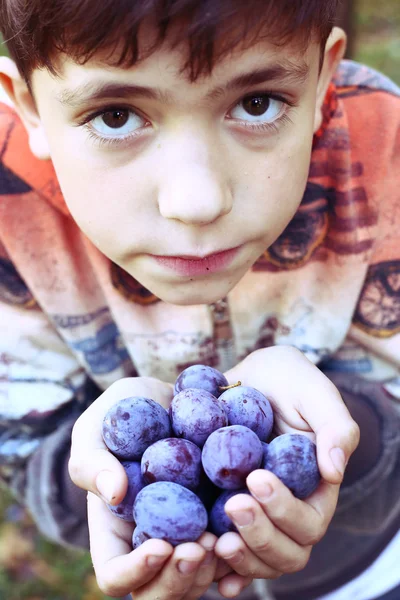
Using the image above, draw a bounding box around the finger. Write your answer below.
[225,346,360,484]
[215,531,282,579]
[218,572,254,599]
[183,532,218,600]
[247,470,339,545]
[218,494,311,574]
[88,493,173,597]
[69,376,174,502]
[136,542,206,600]
[215,559,233,580]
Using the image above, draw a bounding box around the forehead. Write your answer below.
[33,35,321,103]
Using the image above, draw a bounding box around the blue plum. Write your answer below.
[219,386,274,441]
[174,364,229,397]
[264,433,321,499]
[261,442,269,467]
[107,461,145,522]
[141,438,202,491]
[102,396,171,460]
[133,481,208,546]
[209,489,251,536]
[170,388,228,447]
[132,527,150,549]
[202,425,263,489]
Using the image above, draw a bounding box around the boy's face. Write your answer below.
[30,36,326,305]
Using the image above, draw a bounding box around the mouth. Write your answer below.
[152,246,241,277]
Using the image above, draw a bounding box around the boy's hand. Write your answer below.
[69,377,174,505]
[69,376,251,598]
[213,346,360,582]
[88,492,222,599]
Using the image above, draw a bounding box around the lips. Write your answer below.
[153,247,240,276]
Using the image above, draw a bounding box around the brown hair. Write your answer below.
[0,0,340,83]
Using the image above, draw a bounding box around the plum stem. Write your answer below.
[219,381,241,391]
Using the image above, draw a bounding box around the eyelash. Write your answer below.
[77,93,296,149]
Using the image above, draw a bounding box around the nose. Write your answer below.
[157,134,233,226]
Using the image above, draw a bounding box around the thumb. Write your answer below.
[315,421,360,484]
[69,376,174,503]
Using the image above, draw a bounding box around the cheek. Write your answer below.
[48,140,155,254]
[237,133,313,234]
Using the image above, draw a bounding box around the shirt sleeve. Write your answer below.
[0,241,96,548]
[349,108,400,373]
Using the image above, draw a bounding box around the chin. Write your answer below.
[151,277,239,306]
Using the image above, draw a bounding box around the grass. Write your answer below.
[0,484,113,600]
[353,0,400,83]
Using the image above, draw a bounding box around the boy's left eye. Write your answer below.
[230,95,284,122]
[90,109,146,136]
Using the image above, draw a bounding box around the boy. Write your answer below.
[0,0,399,598]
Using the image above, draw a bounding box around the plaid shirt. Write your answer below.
[0,60,399,599]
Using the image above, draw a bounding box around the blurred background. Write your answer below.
[0,0,399,599]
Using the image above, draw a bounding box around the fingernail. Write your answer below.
[330,447,346,476]
[96,470,117,503]
[224,550,244,564]
[229,509,254,527]
[147,555,168,568]
[178,560,199,575]
[225,581,242,597]
[250,482,273,502]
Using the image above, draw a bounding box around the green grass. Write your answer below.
[0,485,112,600]
[353,0,400,83]
[355,37,400,84]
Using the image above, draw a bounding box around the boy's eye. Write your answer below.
[230,95,283,122]
[90,109,146,136]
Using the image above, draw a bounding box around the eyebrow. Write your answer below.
[56,61,310,108]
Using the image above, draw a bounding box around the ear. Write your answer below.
[0,57,50,159]
[313,27,347,133]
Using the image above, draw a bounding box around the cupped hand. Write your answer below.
[224,346,360,486]
[69,377,174,505]
[68,376,251,598]
[212,346,360,590]
[88,492,223,599]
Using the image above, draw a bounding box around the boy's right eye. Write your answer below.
[89,108,147,137]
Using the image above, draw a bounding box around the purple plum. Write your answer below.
[202,425,263,489]
[264,433,321,499]
[133,481,208,546]
[107,460,145,521]
[102,396,171,460]
[170,388,228,447]
[141,438,202,491]
[174,364,229,397]
[219,385,274,441]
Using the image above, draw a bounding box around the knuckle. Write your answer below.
[276,345,303,360]
[268,569,283,580]
[234,564,254,579]
[188,579,213,599]
[68,456,82,484]
[268,502,288,522]
[96,574,124,597]
[170,586,191,599]
[349,421,361,449]
[252,537,274,554]
[70,418,83,444]
[303,527,324,546]
[283,552,310,574]
[108,376,136,395]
